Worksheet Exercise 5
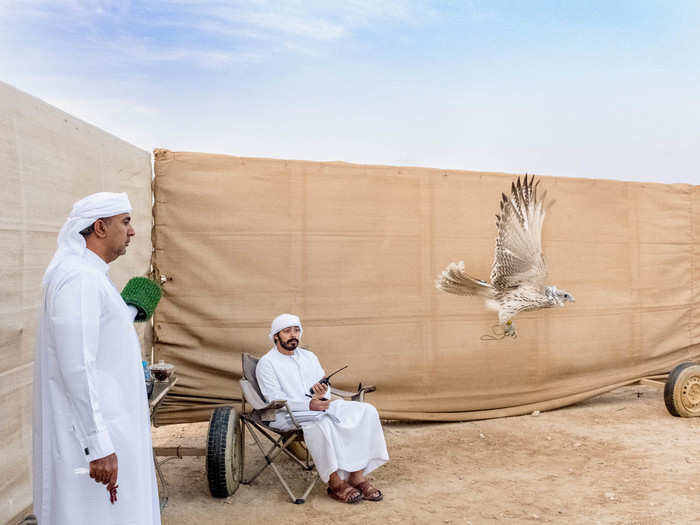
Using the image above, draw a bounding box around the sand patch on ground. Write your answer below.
[152,385,700,524]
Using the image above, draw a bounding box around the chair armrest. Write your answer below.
[331,384,376,401]
[240,379,288,411]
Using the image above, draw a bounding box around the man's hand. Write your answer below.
[309,398,331,411]
[310,382,329,399]
[90,453,118,487]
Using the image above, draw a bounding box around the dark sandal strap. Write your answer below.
[327,484,362,504]
[354,480,383,501]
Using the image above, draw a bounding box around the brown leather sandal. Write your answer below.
[352,480,383,501]
[327,482,362,504]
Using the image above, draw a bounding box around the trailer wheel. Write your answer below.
[206,406,243,497]
[664,362,700,417]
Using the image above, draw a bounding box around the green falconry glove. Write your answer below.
[121,277,162,322]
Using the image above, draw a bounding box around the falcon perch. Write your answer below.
[435,175,574,338]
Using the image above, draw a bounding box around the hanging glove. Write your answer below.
[121,277,162,322]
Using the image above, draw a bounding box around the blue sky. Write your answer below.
[1,1,699,183]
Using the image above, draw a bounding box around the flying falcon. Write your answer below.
[435,175,574,338]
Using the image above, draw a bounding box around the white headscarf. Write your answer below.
[269,313,303,342]
[42,192,132,286]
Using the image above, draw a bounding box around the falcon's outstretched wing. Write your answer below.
[490,175,550,290]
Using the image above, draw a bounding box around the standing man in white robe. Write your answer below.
[256,313,389,504]
[33,192,160,525]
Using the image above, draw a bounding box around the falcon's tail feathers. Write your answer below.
[435,261,493,297]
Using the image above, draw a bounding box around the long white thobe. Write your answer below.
[256,347,389,482]
[33,249,160,525]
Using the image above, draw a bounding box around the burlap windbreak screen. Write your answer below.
[152,149,700,424]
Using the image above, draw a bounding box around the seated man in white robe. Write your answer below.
[256,313,389,504]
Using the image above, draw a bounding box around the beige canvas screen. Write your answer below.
[0,82,152,525]
[152,149,700,425]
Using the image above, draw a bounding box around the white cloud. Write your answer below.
[106,37,258,67]
[1,0,431,68]
[0,0,127,20]
[193,4,347,40]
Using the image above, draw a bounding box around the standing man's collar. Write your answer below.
[84,248,109,273]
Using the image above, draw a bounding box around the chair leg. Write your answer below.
[269,462,299,503]
[249,421,311,469]
[240,419,320,503]
[243,420,311,480]
[242,421,282,484]
[268,462,320,504]
[300,473,320,503]
[153,453,169,510]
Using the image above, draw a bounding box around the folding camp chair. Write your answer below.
[236,352,376,504]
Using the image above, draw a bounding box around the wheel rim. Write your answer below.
[681,375,700,414]
[232,424,242,482]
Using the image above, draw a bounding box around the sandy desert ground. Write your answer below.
[152,384,700,525]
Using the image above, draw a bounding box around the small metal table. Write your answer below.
[149,376,178,510]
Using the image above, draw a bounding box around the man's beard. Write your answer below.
[279,337,298,351]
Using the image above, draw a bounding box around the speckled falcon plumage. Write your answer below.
[435,175,575,338]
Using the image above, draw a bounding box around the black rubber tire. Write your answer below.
[206,406,243,497]
[664,362,700,417]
